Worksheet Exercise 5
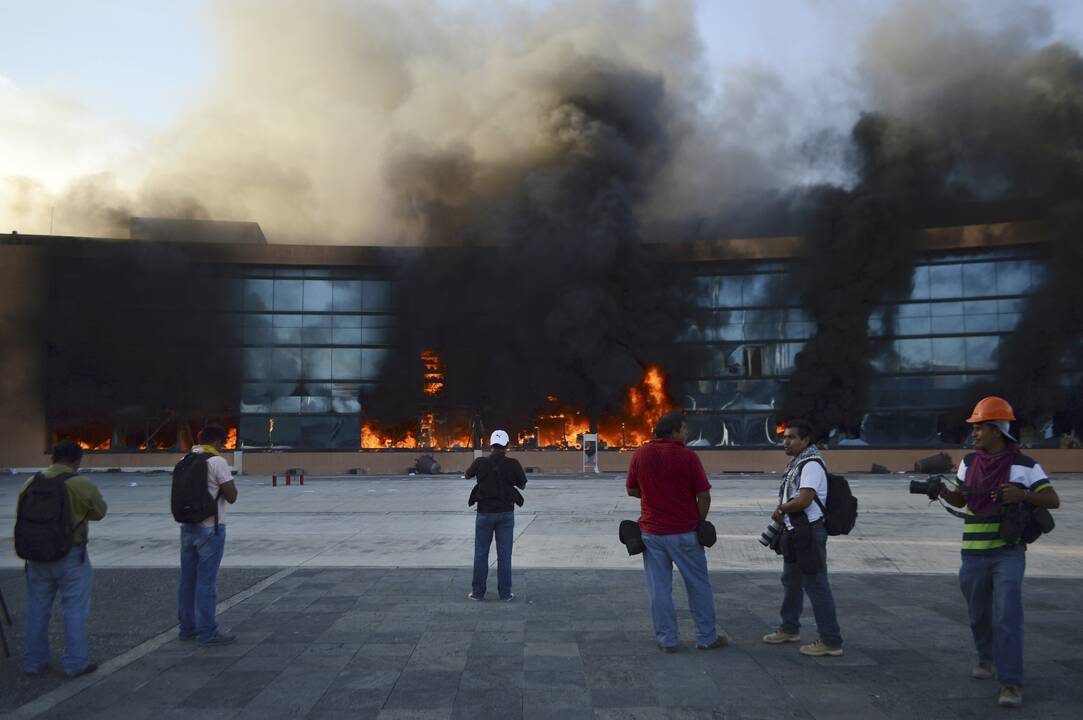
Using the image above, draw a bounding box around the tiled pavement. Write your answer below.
[4,567,1083,719]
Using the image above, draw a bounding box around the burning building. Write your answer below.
[1,212,1080,474]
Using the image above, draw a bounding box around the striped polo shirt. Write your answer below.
[954,451,1053,555]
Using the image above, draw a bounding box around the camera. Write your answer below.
[758,520,783,548]
[909,474,944,501]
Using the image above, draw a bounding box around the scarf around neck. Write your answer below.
[781,444,824,502]
[965,445,1015,517]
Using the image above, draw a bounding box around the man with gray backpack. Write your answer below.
[172,424,237,645]
[15,440,107,677]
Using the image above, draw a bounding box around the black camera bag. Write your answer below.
[780,515,823,575]
[697,520,717,548]
[619,520,645,556]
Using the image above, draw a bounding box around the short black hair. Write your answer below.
[198,424,228,446]
[785,419,814,441]
[653,411,686,439]
[52,440,84,465]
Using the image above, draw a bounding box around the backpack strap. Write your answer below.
[799,458,828,515]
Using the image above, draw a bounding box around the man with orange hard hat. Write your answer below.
[939,396,1060,709]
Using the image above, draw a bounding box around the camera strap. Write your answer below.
[935,497,969,520]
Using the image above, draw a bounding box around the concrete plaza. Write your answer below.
[1,472,1081,719]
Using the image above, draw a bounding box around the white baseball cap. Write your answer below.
[490,430,510,447]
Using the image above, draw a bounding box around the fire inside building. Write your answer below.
[0,215,1080,474]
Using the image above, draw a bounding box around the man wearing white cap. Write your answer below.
[465,430,528,601]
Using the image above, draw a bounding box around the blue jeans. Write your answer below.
[472,512,514,599]
[959,544,1026,687]
[178,524,227,642]
[23,545,93,675]
[780,524,843,647]
[642,531,718,647]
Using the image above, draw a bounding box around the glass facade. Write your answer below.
[48,242,1074,451]
[236,267,394,450]
[681,246,1068,447]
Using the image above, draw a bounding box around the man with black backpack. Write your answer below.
[173,424,237,645]
[763,420,845,657]
[15,440,107,677]
[465,430,527,601]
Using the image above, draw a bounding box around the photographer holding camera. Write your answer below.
[762,420,843,657]
[938,397,1060,709]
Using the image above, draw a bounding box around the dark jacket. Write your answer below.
[466,452,528,513]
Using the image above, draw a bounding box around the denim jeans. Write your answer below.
[23,545,93,675]
[178,524,227,642]
[959,544,1026,687]
[780,524,843,647]
[642,531,718,647]
[472,512,514,599]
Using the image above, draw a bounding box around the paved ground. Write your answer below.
[2,568,1082,720]
[1,473,1081,576]
[1,473,1080,718]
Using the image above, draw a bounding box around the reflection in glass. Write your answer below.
[303,280,333,312]
[274,279,303,311]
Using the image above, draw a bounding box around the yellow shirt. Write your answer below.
[18,464,108,546]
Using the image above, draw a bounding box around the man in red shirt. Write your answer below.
[626,411,727,652]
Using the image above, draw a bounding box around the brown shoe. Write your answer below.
[799,640,843,657]
[763,629,800,644]
[998,685,1022,708]
[697,635,730,650]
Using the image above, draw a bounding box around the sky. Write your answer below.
[1,0,1082,238]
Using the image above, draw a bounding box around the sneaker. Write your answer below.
[657,643,677,654]
[178,633,197,642]
[972,662,994,680]
[468,592,483,601]
[998,685,1022,708]
[199,632,236,646]
[66,663,98,678]
[799,640,843,657]
[762,629,801,644]
[697,635,730,650]
[501,593,515,602]
[22,664,49,677]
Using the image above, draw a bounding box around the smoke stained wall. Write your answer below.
[44,242,242,443]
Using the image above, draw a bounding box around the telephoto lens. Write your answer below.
[759,520,783,547]
[908,474,944,501]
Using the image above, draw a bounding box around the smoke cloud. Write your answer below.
[782,0,1083,437]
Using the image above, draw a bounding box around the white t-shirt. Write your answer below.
[784,460,828,529]
[191,447,232,528]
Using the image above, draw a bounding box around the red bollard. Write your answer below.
[272,474,277,487]
[286,471,292,487]
[299,473,305,486]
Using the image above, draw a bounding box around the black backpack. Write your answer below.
[474,456,524,507]
[804,459,858,536]
[172,453,219,526]
[15,472,75,561]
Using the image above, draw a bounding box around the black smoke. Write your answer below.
[363,59,703,434]
[784,32,1083,440]
[781,113,951,438]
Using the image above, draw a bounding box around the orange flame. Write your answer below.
[421,350,445,397]
[225,427,238,450]
[360,361,677,451]
[76,438,111,451]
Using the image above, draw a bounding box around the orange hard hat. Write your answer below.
[966,396,1016,424]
